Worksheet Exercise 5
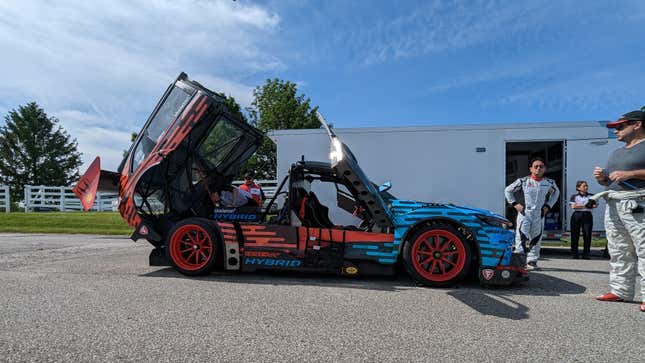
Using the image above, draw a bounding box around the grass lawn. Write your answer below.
[542,237,607,248]
[0,212,132,235]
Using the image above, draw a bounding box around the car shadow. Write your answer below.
[447,271,587,320]
[141,266,588,319]
[140,267,418,292]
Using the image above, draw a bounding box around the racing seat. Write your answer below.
[302,191,334,228]
[292,187,334,228]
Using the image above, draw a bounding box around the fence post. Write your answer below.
[24,185,29,212]
[2,186,8,213]
[60,187,66,211]
[97,192,102,212]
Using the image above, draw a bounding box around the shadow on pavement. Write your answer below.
[447,272,587,320]
[141,267,417,292]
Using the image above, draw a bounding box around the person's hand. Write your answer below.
[541,206,550,217]
[609,170,633,182]
[593,167,607,183]
[513,203,524,213]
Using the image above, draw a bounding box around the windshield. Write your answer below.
[131,85,193,172]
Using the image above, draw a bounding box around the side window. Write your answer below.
[131,85,192,172]
[310,180,362,226]
[197,117,243,169]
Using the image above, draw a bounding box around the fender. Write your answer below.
[398,216,481,263]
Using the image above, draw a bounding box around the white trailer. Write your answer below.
[270,121,620,237]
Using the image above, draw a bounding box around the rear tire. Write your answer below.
[166,218,222,276]
[403,223,472,287]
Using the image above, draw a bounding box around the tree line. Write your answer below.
[0,78,320,204]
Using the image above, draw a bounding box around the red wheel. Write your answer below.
[403,223,472,287]
[166,218,221,275]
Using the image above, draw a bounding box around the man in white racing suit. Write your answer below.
[505,157,560,270]
[592,110,645,313]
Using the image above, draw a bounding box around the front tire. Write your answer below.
[403,223,472,287]
[166,218,221,276]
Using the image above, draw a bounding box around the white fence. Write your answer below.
[0,185,9,213]
[22,180,279,213]
[24,185,117,212]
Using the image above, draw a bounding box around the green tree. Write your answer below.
[241,79,320,179]
[218,93,247,123]
[0,102,82,202]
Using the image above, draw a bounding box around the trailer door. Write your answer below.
[565,138,620,232]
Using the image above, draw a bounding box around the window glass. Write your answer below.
[198,118,243,169]
[131,85,192,172]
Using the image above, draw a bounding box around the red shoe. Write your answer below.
[595,292,624,302]
[640,303,645,312]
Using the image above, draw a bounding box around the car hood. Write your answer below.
[390,199,505,219]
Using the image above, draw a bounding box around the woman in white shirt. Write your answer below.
[569,180,597,259]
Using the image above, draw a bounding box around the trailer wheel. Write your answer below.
[403,223,472,287]
[166,218,221,276]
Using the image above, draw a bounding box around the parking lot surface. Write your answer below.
[0,233,642,362]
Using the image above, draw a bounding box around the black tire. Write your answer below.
[402,223,472,287]
[166,218,222,276]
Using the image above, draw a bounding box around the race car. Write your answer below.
[74,72,526,287]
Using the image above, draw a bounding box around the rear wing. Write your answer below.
[72,157,120,211]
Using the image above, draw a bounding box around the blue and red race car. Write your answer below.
[74,73,526,287]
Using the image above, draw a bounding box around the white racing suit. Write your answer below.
[602,189,645,301]
[505,177,560,263]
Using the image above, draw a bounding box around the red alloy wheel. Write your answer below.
[168,224,214,271]
[411,229,467,282]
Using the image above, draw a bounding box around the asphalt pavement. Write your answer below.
[0,233,642,362]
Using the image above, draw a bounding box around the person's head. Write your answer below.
[607,110,644,142]
[529,157,546,178]
[575,180,588,193]
[243,172,254,185]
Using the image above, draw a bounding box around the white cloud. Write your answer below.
[0,0,282,171]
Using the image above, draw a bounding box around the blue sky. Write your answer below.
[1,0,644,170]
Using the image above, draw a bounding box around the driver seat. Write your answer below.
[303,191,333,228]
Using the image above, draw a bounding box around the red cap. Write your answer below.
[607,110,644,129]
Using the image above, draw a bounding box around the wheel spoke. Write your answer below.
[442,251,458,256]
[422,239,433,251]
[439,261,446,274]
[428,260,438,274]
[440,241,453,252]
[186,232,197,244]
[180,247,193,253]
[442,258,456,267]
[185,250,196,264]
[199,250,208,261]
[420,256,433,266]
[417,250,431,256]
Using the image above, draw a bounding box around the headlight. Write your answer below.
[476,214,513,229]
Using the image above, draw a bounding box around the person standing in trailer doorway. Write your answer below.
[569,180,597,259]
[505,157,560,271]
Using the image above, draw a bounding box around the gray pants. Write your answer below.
[604,191,645,301]
[513,208,544,263]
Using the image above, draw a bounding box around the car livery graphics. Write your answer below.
[75,73,526,287]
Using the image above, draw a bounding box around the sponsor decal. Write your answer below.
[213,213,258,221]
[344,266,358,275]
[244,257,302,267]
[501,270,511,279]
[481,269,494,281]
[244,251,280,258]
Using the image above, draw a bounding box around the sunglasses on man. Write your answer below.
[613,121,636,131]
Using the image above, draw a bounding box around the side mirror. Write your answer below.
[378,181,392,193]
